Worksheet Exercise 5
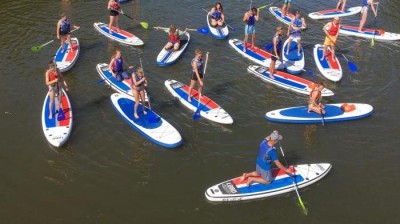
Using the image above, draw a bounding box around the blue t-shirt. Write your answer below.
[256,140,278,171]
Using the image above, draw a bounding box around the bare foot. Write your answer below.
[320,56,325,61]
[239,173,247,182]
[188,96,191,102]
[143,110,147,115]
[49,113,53,119]
[134,113,139,119]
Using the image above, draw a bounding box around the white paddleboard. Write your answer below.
[93,22,144,46]
[339,25,400,41]
[308,6,362,20]
[156,32,190,66]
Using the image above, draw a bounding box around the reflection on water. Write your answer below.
[303,125,318,150]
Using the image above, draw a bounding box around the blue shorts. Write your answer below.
[115,71,131,82]
[256,164,273,182]
[245,25,256,35]
[283,0,292,4]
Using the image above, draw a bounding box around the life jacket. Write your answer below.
[111,57,124,72]
[341,103,356,112]
[247,14,255,26]
[60,18,71,33]
[192,57,204,74]
[212,8,222,20]
[328,21,339,36]
[273,34,282,50]
[134,74,145,89]
[110,1,120,11]
[257,140,275,165]
[291,18,302,34]
[49,70,58,81]
[309,88,321,103]
[169,31,180,43]
[362,0,370,7]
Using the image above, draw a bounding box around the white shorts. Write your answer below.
[361,6,369,14]
[289,33,301,41]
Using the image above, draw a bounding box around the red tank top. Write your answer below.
[49,70,58,81]
[328,22,339,36]
[169,32,180,42]
[110,1,120,11]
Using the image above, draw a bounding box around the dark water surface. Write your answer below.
[1,0,400,223]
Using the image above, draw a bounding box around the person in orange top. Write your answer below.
[321,17,341,61]
[156,25,188,51]
[45,59,68,119]
[307,82,326,115]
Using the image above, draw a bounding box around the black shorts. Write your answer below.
[110,10,119,16]
[59,30,70,36]
[271,50,281,62]
[191,72,203,81]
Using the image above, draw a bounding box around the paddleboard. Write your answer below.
[96,63,148,101]
[93,22,144,46]
[205,163,332,202]
[339,25,400,41]
[269,7,306,29]
[308,6,362,20]
[41,88,73,147]
[206,13,229,39]
[110,93,182,148]
[313,44,342,82]
[54,37,80,72]
[156,32,190,66]
[247,65,334,96]
[118,0,129,3]
[282,38,304,74]
[265,103,373,123]
[164,79,233,124]
[228,39,284,69]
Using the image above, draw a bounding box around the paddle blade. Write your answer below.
[306,69,316,77]
[370,38,375,47]
[298,199,308,216]
[193,107,201,121]
[197,27,209,34]
[57,108,66,121]
[348,61,358,72]
[265,43,273,51]
[140,22,149,29]
[147,110,160,123]
[31,46,41,52]
[97,79,106,84]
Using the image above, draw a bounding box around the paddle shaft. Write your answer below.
[372,2,380,45]
[258,0,283,10]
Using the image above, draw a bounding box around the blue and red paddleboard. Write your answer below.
[339,25,400,41]
[282,38,305,74]
[265,103,373,124]
[313,44,342,82]
[308,6,362,20]
[205,163,332,202]
[164,79,233,124]
[111,93,182,148]
[41,88,73,147]
[247,65,334,96]
[228,39,284,69]
[93,22,144,46]
[54,37,80,73]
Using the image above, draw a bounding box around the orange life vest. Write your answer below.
[169,32,180,43]
[328,22,339,36]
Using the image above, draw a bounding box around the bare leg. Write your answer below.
[139,90,147,114]
[187,80,196,102]
[115,16,120,32]
[251,32,255,49]
[243,34,249,52]
[321,45,327,60]
[358,12,367,32]
[133,90,140,118]
[173,42,180,51]
[297,39,302,56]
[286,38,292,55]
[48,88,55,119]
[109,16,115,33]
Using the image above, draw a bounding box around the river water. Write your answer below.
[1,0,399,223]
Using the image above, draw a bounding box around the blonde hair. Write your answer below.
[195,49,202,55]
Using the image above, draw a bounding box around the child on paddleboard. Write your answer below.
[209,2,225,27]
[358,0,378,33]
[155,25,188,51]
[109,49,134,82]
[45,59,68,120]
[242,7,259,52]
[130,67,147,119]
[56,12,79,53]
[308,82,326,115]
[269,26,284,79]
[321,17,341,60]
[281,0,292,17]
[188,49,208,103]
[286,10,306,56]
[108,0,123,34]
[336,0,347,12]
[239,130,291,186]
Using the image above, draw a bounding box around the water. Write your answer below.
[1,0,400,223]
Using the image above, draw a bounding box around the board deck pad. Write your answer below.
[54,37,80,72]
[93,22,144,46]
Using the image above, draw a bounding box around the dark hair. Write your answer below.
[251,7,257,13]
[215,2,223,12]
[295,10,301,15]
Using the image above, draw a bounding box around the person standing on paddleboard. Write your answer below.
[45,59,68,120]
[269,26,284,79]
[242,7,259,52]
[56,13,79,53]
[321,17,341,61]
[109,49,133,82]
[307,82,326,115]
[239,130,291,186]
[188,49,206,103]
[281,0,292,17]
[155,25,188,51]
[358,0,377,33]
[286,10,306,56]
[130,67,147,119]
[209,2,225,27]
[108,0,123,34]
[336,0,347,12]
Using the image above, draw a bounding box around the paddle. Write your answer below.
[153,26,208,35]
[325,34,358,72]
[201,8,235,31]
[31,27,80,52]
[112,9,148,29]
[258,0,283,10]
[371,2,380,47]
[139,57,158,123]
[193,52,209,121]
[278,142,308,216]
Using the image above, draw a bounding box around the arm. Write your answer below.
[109,58,116,77]
[56,21,60,39]
[107,1,111,10]
[323,22,330,36]
[274,160,291,173]
[243,11,249,22]
[371,0,377,17]
[209,7,214,15]
[220,13,225,23]
[302,18,307,29]
[255,9,260,21]
[273,37,279,59]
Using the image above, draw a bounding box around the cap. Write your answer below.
[267,130,283,141]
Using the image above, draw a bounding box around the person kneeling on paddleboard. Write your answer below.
[109,49,133,82]
[130,67,148,119]
[156,25,188,51]
[240,130,291,186]
[321,17,341,61]
[308,82,326,115]
[45,59,68,120]
[286,10,306,56]
[209,2,225,27]
[56,12,79,53]
[242,7,259,52]
[269,26,284,79]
